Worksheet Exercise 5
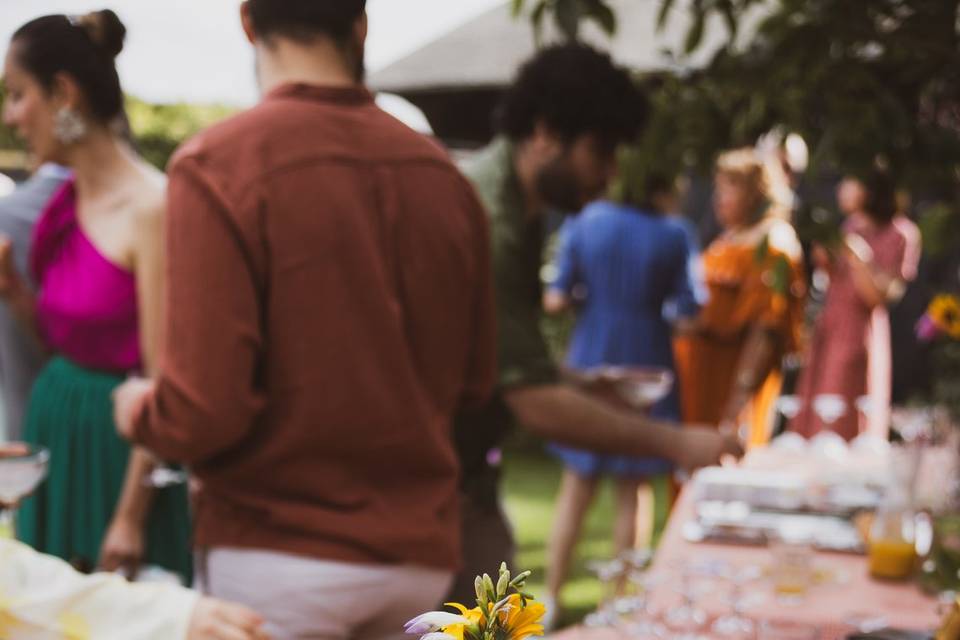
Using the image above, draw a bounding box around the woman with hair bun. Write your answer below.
[0,10,191,581]
[791,168,910,440]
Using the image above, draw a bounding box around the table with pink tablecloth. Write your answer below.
[547,483,940,640]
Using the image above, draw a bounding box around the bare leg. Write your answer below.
[546,469,599,604]
[613,476,645,556]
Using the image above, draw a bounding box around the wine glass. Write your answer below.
[663,562,708,635]
[711,563,763,638]
[623,570,667,639]
[855,395,874,433]
[813,394,847,427]
[608,366,674,410]
[776,395,803,421]
[583,558,627,627]
[143,465,188,488]
[0,443,50,534]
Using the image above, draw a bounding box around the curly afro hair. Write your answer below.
[496,43,648,148]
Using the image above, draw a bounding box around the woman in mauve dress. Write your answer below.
[791,169,909,440]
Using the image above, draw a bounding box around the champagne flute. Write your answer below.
[711,563,763,639]
[0,443,49,535]
[813,394,847,427]
[583,558,627,627]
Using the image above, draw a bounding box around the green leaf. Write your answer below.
[511,0,526,17]
[531,0,549,46]
[772,256,791,296]
[555,0,581,41]
[684,8,706,53]
[754,234,770,263]
[656,0,676,31]
[584,0,617,36]
[719,0,738,39]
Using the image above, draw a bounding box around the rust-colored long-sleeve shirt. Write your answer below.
[133,84,496,570]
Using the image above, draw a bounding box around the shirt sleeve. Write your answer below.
[491,221,559,390]
[133,155,266,465]
[458,181,498,409]
[0,539,197,640]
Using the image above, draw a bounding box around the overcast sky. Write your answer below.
[0,0,505,106]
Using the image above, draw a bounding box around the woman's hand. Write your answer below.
[0,236,26,300]
[98,515,145,579]
[811,244,832,271]
[187,598,271,640]
[113,377,155,441]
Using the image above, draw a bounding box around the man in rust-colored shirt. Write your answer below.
[114,2,494,638]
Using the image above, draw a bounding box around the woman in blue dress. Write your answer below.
[542,179,700,618]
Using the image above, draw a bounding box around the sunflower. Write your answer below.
[930,294,960,339]
[495,594,546,640]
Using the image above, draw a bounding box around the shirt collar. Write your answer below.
[265,83,374,106]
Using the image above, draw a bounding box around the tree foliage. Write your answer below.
[125,96,235,169]
[0,90,234,171]
[518,0,960,264]
[511,0,617,43]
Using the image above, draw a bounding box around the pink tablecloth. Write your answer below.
[547,484,940,640]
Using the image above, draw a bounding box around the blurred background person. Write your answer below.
[0,162,67,441]
[674,148,805,445]
[864,191,922,436]
[0,10,190,579]
[451,43,741,609]
[541,168,700,622]
[792,168,909,440]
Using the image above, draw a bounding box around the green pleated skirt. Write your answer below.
[17,357,192,582]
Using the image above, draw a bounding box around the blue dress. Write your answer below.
[548,201,700,477]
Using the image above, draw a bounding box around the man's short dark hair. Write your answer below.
[496,43,647,148]
[246,0,367,44]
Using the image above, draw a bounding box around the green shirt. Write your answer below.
[454,137,559,494]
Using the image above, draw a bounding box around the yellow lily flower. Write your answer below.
[497,594,546,640]
[442,602,484,640]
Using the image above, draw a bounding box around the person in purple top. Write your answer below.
[0,10,190,581]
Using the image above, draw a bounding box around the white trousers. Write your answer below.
[197,547,453,640]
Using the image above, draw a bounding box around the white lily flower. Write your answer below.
[403,611,469,635]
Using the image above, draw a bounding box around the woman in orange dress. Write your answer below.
[674,149,806,444]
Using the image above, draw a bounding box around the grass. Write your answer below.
[500,441,672,629]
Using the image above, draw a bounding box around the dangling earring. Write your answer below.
[53,107,87,145]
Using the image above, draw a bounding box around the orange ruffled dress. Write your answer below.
[674,218,805,446]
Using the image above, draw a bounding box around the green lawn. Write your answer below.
[500,442,671,628]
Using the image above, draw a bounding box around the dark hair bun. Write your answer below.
[77,9,126,59]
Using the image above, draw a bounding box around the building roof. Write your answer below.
[370,0,757,94]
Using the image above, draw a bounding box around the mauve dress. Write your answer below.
[791,214,907,441]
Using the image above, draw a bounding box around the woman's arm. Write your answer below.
[0,237,45,349]
[844,234,903,308]
[100,193,166,577]
[720,324,779,428]
[544,219,581,315]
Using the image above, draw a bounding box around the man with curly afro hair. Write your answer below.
[450,43,742,608]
